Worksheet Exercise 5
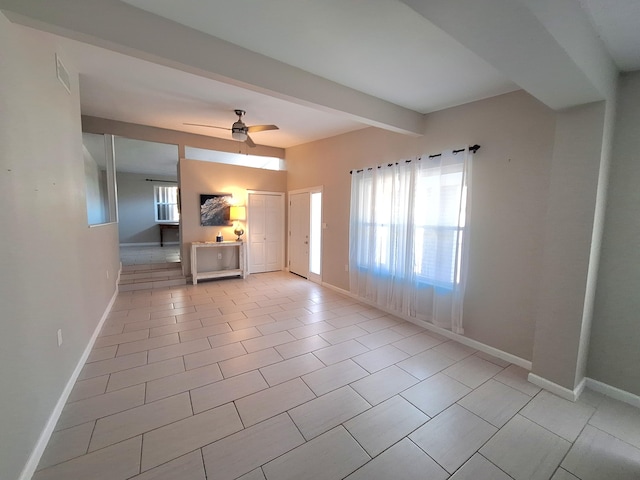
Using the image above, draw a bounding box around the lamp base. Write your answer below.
[234,227,244,242]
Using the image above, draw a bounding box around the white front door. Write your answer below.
[289,192,310,278]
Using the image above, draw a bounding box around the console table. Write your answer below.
[191,241,246,284]
[158,223,179,247]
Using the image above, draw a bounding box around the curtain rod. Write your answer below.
[350,144,480,174]
[145,178,177,183]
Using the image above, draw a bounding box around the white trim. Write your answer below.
[527,373,585,402]
[247,189,285,196]
[18,285,119,480]
[321,281,532,370]
[585,377,640,409]
[119,242,179,247]
[288,186,323,196]
[88,221,117,228]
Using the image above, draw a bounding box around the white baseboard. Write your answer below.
[527,374,640,407]
[527,373,585,402]
[321,281,532,370]
[585,377,640,408]
[18,286,119,480]
[307,281,640,407]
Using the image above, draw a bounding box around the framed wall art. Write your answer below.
[200,193,232,226]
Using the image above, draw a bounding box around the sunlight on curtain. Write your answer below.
[349,149,471,333]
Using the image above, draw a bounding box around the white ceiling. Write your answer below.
[63,37,366,149]
[120,0,518,113]
[3,0,639,156]
[579,0,640,71]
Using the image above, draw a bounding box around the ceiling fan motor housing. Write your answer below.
[232,121,248,134]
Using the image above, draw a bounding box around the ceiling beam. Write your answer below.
[400,0,617,110]
[0,0,425,135]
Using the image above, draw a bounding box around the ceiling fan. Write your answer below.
[185,109,278,147]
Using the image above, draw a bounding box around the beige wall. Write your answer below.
[287,90,556,361]
[530,101,609,390]
[0,16,120,480]
[589,71,640,396]
[179,159,287,276]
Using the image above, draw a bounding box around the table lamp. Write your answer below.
[229,205,246,241]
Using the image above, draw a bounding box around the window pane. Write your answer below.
[154,185,179,222]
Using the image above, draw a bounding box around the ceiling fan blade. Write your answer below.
[183,123,229,130]
[247,124,279,133]
[245,135,257,148]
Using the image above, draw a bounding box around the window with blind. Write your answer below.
[154,185,179,222]
[349,148,472,333]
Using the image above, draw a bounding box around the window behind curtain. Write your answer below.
[413,165,466,288]
[349,149,471,333]
[154,185,179,222]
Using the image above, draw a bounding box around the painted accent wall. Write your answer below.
[287,90,556,361]
[0,15,120,480]
[179,158,287,276]
[589,71,640,396]
[117,172,178,245]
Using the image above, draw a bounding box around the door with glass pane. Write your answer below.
[288,189,322,282]
[289,192,310,278]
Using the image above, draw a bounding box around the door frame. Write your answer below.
[247,190,285,274]
[288,186,323,284]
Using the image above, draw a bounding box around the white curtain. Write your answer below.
[349,149,472,334]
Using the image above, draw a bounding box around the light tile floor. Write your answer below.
[35,271,640,480]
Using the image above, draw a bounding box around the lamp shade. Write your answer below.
[229,205,246,221]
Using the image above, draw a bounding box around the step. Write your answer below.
[120,268,184,282]
[119,262,187,291]
[121,262,182,274]
[119,277,187,292]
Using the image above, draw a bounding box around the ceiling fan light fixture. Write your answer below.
[231,129,247,142]
[186,109,276,147]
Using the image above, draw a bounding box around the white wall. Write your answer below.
[589,71,640,396]
[0,16,120,480]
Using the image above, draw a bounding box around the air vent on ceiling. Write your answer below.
[55,54,71,94]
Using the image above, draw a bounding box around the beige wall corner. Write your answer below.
[531,100,612,391]
[588,72,640,397]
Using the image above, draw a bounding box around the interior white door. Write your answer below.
[265,194,283,271]
[248,192,284,273]
[248,194,266,273]
[289,192,310,278]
